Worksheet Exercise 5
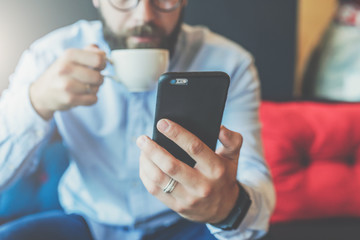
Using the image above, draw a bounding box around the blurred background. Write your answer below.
[2,1,360,239]
[0,0,338,100]
[0,0,98,94]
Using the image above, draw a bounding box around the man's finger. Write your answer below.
[85,44,100,50]
[140,153,188,198]
[216,125,242,160]
[139,165,179,211]
[59,78,99,94]
[69,65,104,86]
[140,152,169,191]
[156,119,219,175]
[62,48,106,70]
[140,161,172,199]
[136,135,200,188]
[67,93,98,107]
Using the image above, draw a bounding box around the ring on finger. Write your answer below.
[163,178,177,194]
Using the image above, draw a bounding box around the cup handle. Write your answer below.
[103,57,118,81]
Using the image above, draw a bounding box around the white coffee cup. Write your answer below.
[108,49,169,92]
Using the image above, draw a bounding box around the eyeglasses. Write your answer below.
[108,0,183,12]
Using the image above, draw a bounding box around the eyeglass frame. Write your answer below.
[108,0,184,13]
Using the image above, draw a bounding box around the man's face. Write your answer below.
[93,0,186,51]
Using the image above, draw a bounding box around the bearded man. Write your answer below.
[0,0,275,239]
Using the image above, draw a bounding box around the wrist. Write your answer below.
[211,181,240,224]
[210,181,252,231]
[29,82,54,120]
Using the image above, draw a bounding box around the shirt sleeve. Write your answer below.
[206,56,276,239]
[0,46,55,192]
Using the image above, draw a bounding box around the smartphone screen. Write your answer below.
[152,72,230,167]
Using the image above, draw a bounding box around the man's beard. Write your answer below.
[99,10,184,57]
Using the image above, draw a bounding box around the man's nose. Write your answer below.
[134,0,157,23]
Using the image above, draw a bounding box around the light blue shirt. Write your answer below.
[0,20,275,240]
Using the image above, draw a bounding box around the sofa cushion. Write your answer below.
[260,101,360,223]
[0,141,69,224]
[263,218,360,240]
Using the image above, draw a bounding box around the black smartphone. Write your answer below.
[152,72,230,167]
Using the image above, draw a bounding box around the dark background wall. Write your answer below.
[184,0,298,100]
[0,0,297,100]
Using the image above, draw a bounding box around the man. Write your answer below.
[0,0,275,239]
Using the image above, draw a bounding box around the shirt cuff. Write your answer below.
[206,183,268,240]
[0,85,53,191]
[12,85,51,140]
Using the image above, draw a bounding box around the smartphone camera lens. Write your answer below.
[170,78,188,85]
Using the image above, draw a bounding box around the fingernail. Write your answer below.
[157,119,170,133]
[136,135,147,148]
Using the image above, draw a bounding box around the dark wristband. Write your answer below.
[211,181,252,231]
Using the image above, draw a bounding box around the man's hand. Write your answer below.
[137,119,243,224]
[30,45,107,120]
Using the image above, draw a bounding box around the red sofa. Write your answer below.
[260,101,360,239]
[2,101,360,239]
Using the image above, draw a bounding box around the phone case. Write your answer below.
[152,72,230,167]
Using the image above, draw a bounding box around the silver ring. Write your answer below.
[85,84,92,94]
[163,178,177,194]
